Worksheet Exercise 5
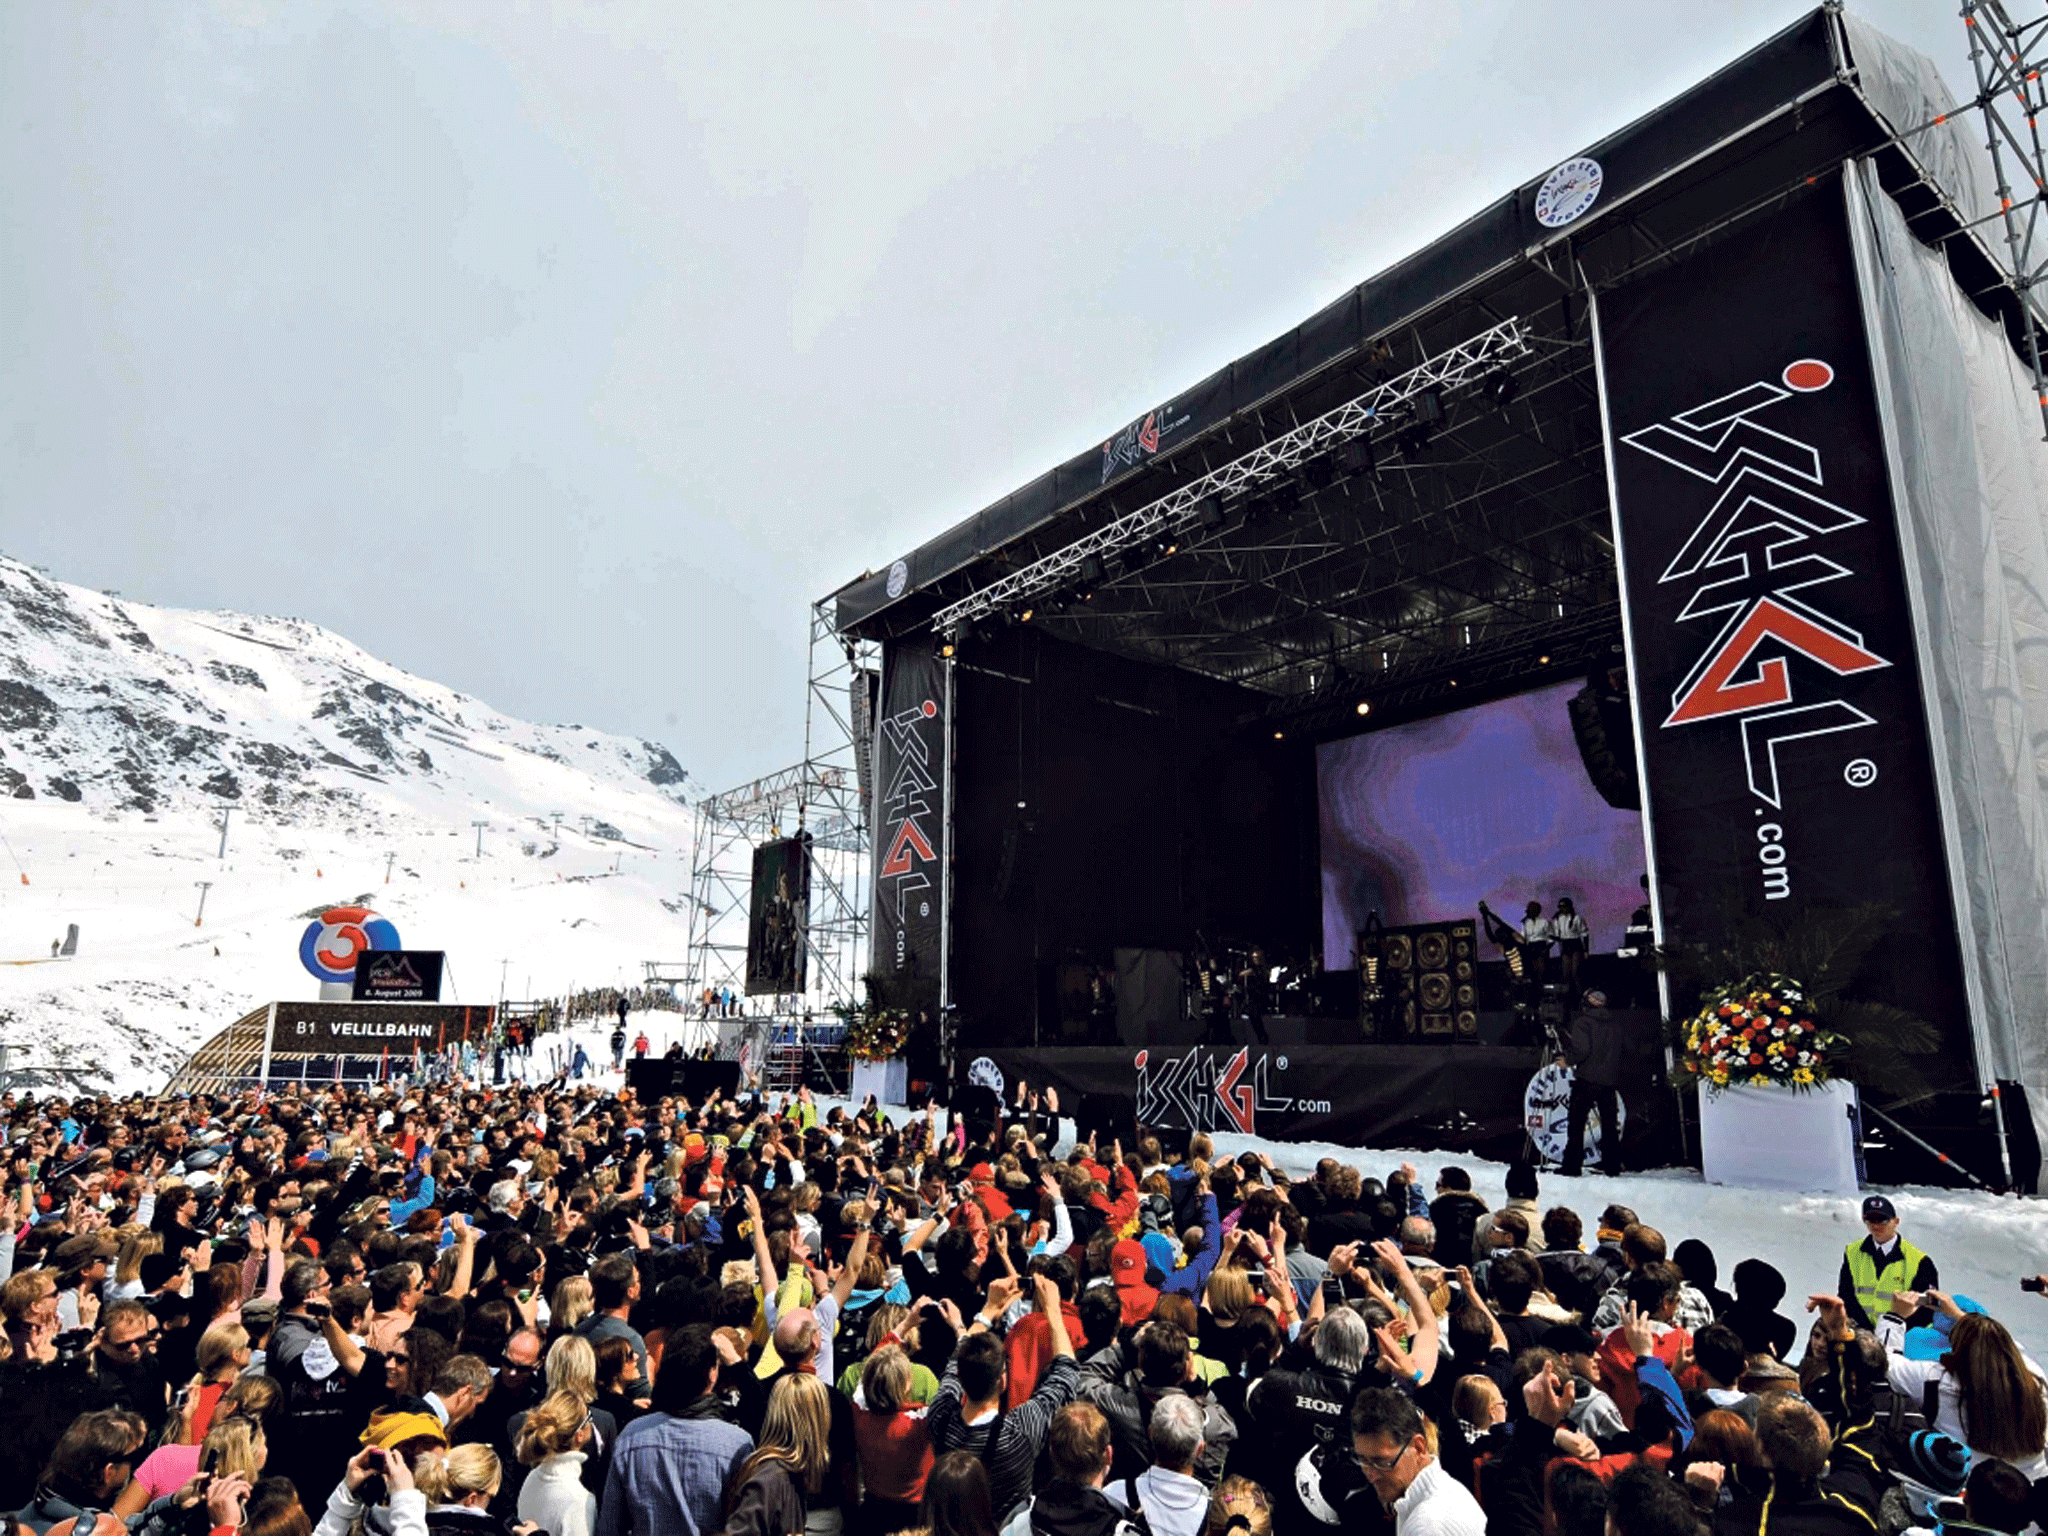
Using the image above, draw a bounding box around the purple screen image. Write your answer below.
[1317,680,1648,967]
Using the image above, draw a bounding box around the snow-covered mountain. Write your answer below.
[0,553,708,1095]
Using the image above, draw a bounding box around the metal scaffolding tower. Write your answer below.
[684,598,877,1022]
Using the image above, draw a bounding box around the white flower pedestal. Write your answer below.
[1697,1078,1862,1193]
[850,1055,909,1107]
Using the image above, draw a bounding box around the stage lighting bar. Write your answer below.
[928,317,1533,633]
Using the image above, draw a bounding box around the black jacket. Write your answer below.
[1566,1009,1629,1089]
[1030,1480,1140,1536]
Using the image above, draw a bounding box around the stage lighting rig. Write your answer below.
[1485,368,1521,409]
[928,316,1533,635]
[1413,387,1445,425]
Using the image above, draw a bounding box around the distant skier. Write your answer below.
[570,1041,591,1080]
[610,1023,627,1070]
[632,1031,650,1060]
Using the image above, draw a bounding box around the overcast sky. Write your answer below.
[0,1,1968,790]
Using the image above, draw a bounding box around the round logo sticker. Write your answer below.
[886,559,909,600]
[1534,157,1604,230]
[967,1056,1005,1097]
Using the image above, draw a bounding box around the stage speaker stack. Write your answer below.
[1451,920,1478,1037]
[1367,920,1479,1040]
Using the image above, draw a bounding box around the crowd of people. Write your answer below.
[1,1070,2045,1536]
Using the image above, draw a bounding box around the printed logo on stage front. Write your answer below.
[1134,1046,1298,1137]
[877,696,941,961]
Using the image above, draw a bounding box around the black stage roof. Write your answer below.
[829,9,2040,726]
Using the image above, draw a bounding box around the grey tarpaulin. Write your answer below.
[1849,159,2048,1179]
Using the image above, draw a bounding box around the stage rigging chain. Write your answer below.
[929,316,1534,633]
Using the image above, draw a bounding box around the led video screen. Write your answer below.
[1318,680,1648,967]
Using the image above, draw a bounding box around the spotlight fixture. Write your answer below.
[1018,605,1035,623]
[1538,654,1551,665]
[1195,495,1225,529]
[1078,554,1105,592]
[1336,437,1377,476]
[1355,700,1372,717]
[1273,730,1285,740]
[1412,387,1445,425]
[1486,368,1521,409]
[1154,533,1179,557]
[938,635,957,659]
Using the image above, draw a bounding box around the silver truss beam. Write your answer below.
[1962,0,2048,436]
[928,318,1534,632]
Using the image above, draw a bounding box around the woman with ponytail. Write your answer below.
[179,1323,253,1444]
[513,1391,596,1536]
[409,1444,504,1536]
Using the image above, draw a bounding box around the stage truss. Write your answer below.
[684,599,876,1021]
[1959,0,2048,438]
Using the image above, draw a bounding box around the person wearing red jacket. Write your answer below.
[1593,1267,1696,1428]
[1006,1254,1087,1408]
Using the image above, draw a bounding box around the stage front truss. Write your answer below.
[684,599,876,1028]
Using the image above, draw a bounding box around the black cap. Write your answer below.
[1862,1195,1897,1223]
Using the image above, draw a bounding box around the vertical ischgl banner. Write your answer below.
[1596,184,1970,1059]
[872,642,945,1013]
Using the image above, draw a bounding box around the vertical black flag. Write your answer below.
[872,641,945,1013]
[1596,184,1970,1060]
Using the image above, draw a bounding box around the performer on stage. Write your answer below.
[1551,896,1589,997]
[1519,900,1553,984]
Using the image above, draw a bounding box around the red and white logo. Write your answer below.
[1622,361,1888,809]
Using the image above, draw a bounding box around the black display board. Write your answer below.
[1597,185,1969,1055]
[350,950,445,1003]
[270,1000,494,1055]
[872,643,945,1013]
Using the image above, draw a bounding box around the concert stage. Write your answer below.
[825,9,2048,1184]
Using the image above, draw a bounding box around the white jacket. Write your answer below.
[518,1452,596,1536]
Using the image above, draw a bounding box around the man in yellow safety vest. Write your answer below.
[1836,1194,1937,1331]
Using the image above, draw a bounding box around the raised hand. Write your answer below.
[1621,1299,1656,1359]
[1522,1360,1576,1427]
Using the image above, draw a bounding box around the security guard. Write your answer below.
[1836,1194,1937,1331]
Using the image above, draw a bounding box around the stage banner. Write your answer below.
[745,834,811,996]
[964,1044,1544,1148]
[872,641,945,1013]
[1595,186,1969,1042]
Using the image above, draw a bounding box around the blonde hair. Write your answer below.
[1204,1266,1255,1324]
[550,1276,594,1334]
[514,1390,588,1466]
[200,1417,268,1483]
[861,1344,913,1413]
[1207,1476,1272,1536]
[413,1442,501,1505]
[545,1333,597,1403]
[115,1230,163,1286]
[729,1373,832,1501]
[196,1323,250,1381]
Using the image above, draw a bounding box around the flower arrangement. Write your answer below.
[1679,972,1844,1093]
[843,1007,912,1062]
